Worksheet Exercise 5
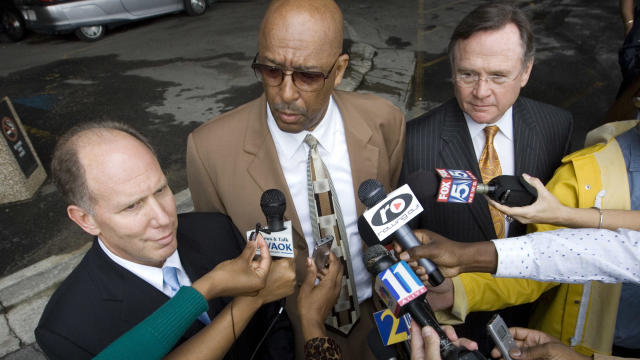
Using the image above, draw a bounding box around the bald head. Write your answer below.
[51,121,155,211]
[55,123,178,268]
[259,0,344,57]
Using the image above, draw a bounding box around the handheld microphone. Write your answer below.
[367,328,400,360]
[247,189,294,258]
[364,246,487,360]
[260,189,286,232]
[479,174,537,207]
[358,179,444,286]
[409,169,537,207]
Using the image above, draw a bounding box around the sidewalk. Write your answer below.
[0,41,416,359]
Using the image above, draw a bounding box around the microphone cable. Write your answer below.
[248,298,286,360]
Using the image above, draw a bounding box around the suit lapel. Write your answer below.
[439,104,495,240]
[244,95,304,240]
[513,98,540,175]
[334,91,379,215]
[87,240,170,329]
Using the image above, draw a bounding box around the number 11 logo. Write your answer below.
[379,261,427,306]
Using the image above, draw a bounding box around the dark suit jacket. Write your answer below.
[35,212,293,360]
[401,97,573,241]
[400,97,572,352]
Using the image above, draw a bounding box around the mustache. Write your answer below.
[271,103,305,114]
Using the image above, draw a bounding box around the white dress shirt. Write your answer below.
[98,239,192,296]
[465,108,515,234]
[267,96,372,303]
[492,228,640,284]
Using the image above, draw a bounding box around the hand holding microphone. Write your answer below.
[410,322,479,360]
[408,169,537,207]
[486,174,568,225]
[363,245,485,360]
[395,229,499,280]
[249,189,295,259]
[358,179,444,286]
[254,189,296,304]
[193,233,272,300]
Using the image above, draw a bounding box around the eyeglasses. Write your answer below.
[453,70,524,88]
[251,53,340,92]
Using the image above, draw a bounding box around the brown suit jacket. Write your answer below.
[187,90,405,359]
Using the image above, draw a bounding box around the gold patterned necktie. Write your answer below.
[478,126,506,238]
[304,134,359,335]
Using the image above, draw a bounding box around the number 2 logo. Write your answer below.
[377,309,410,345]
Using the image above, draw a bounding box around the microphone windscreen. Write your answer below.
[358,215,381,247]
[405,170,440,200]
[260,189,286,217]
[358,179,387,208]
[363,244,389,273]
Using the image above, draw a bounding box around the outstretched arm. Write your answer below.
[96,235,277,360]
[488,174,640,231]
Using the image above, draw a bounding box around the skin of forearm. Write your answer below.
[163,296,262,360]
[557,207,640,231]
[301,317,327,341]
[460,241,498,274]
[191,272,219,300]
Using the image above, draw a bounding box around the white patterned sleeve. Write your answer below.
[492,228,640,284]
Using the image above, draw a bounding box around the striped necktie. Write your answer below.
[304,134,359,335]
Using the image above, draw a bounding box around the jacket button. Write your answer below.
[585,184,591,190]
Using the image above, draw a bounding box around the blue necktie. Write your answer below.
[162,266,211,325]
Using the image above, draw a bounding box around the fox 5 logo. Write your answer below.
[448,178,475,203]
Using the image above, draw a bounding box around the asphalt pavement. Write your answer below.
[0,0,624,358]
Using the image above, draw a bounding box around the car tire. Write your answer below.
[74,25,106,41]
[1,9,26,42]
[184,0,207,16]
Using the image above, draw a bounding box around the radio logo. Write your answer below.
[370,193,413,226]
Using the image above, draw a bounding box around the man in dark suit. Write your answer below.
[35,122,295,359]
[187,0,404,358]
[401,3,572,353]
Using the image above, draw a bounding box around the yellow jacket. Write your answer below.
[438,121,638,356]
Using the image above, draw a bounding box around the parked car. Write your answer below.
[14,0,208,41]
[0,0,26,41]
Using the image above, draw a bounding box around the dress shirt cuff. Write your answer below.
[492,238,536,279]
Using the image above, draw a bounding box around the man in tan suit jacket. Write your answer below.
[186,0,405,358]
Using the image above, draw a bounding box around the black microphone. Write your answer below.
[358,179,444,286]
[367,328,399,360]
[363,246,486,360]
[255,189,294,258]
[260,189,286,232]
[480,174,537,207]
[408,170,537,207]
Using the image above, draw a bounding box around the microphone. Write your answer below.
[358,179,444,286]
[409,169,537,207]
[248,189,294,258]
[363,245,486,360]
[260,189,286,232]
[367,328,399,360]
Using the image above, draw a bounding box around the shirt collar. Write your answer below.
[464,106,514,141]
[97,238,185,291]
[267,96,338,160]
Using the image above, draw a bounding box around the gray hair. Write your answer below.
[448,3,535,69]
